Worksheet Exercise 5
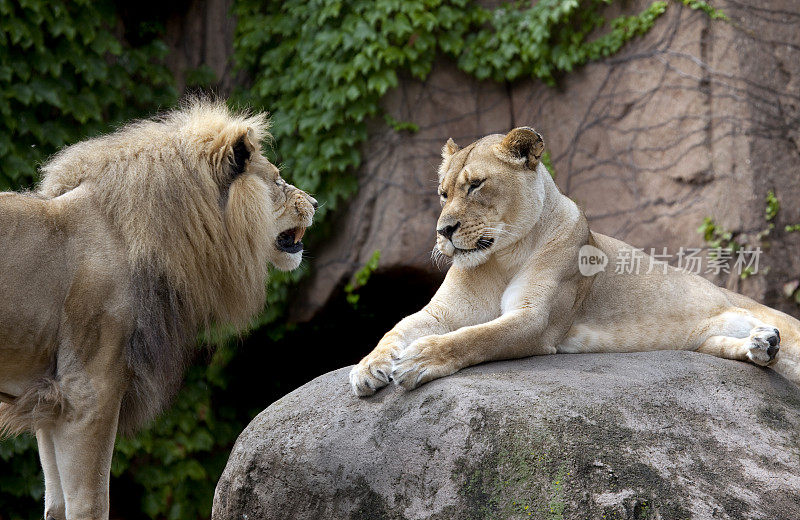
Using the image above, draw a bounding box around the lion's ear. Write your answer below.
[497,127,544,168]
[442,138,460,159]
[231,128,257,177]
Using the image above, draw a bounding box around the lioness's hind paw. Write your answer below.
[746,326,780,366]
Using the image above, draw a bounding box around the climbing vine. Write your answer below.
[456,0,670,83]
[233,0,683,221]
[345,250,382,307]
[0,0,176,189]
[698,190,781,279]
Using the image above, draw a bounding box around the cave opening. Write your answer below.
[222,267,444,416]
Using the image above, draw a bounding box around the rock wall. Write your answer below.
[160,0,238,94]
[213,351,800,519]
[292,0,800,321]
[120,0,238,94]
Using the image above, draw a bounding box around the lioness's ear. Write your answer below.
[231,128,257,177]
[497,127,544,168]
[442,138,460,159]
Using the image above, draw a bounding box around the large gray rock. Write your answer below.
[213,351,800,519]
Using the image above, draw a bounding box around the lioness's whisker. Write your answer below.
[430,247,451,270]
[483,227,520,241]
[484,227,516,236]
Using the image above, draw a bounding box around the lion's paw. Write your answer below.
[390,336,457,391]
[349,355,394,397]
[746,326,780,366]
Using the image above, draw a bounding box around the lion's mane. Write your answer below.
[31,100,274,433]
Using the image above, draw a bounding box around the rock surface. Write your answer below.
[213,351,800,520]
[293,0,800,321]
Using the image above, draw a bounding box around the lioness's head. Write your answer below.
[435,127,546,268]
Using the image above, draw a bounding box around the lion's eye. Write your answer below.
[468,179,485,194]
[439,191,447,199]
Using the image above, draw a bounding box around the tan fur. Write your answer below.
[350,127,800,396]
[0,99,316,519]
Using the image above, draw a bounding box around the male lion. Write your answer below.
[350,127,800,396]
[0,100,316,519]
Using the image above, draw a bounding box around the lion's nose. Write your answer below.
[306,195,318,210]
[437,222,460,240]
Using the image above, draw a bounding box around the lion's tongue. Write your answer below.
[294,226,306,243]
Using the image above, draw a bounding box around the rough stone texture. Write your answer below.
[123,0,238,95]
[213,351,800,520]
[293,0,800,321]
[161,0,238,94]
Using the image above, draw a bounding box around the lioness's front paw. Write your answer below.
[349,353,394,397]
[746,326,780,366]
[390,336,458,391]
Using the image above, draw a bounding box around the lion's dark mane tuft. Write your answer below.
[118,268,194,435]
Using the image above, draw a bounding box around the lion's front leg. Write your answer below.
[350,266,505,396]
[36,430,66,520]
[53,403,121,520]
[48,367,124,520]
[349,331,404,397]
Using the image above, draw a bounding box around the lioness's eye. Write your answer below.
[439,191,447,199]
[468,179,485,194]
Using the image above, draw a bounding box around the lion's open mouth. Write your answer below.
[276,226,306,254]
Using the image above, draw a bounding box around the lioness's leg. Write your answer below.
[390,307,567,390]
[350,267,502,396]
[698,329,780,365]
[350,308,452,396]
[696,303,800,384]
[37,429,66,520]
[391,277,578,390]
[694,309,780,366]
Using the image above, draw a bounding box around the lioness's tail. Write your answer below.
[0,376,64,437]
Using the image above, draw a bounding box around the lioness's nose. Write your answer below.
[307,195,318,210]
[437,222,460,240]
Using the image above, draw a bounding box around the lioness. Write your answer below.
[0,100,316,519]
[350,127,800,396]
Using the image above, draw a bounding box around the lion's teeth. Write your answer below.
[294,227,306,243]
